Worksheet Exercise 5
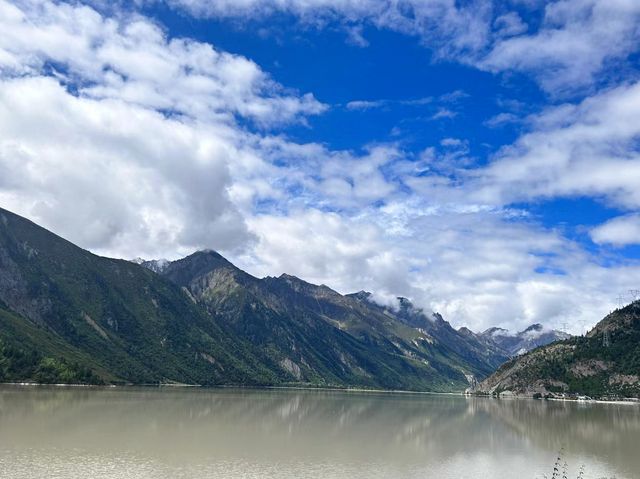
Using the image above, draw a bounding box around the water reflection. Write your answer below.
[0,386,638,478]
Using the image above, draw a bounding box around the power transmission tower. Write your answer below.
[603,330,611,348]
[617,294,626,309]
[629,289,640,302]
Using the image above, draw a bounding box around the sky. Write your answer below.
[1,0,640,334]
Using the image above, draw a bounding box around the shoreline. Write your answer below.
[1,382,638,404]
[467,391,639,405]
[0,381,468,396]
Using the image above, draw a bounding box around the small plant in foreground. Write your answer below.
[542,449,586,479]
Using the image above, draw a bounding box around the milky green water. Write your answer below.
[0,386,638,479]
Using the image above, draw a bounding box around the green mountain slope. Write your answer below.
[0,206,510,391]
[473,301,640,398]
[350,293,509,377]
[158,251,509,390]
[0,207,281,386]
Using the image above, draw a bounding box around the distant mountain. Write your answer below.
[346,292,509,377]
[155,252,510,390]
[480,324,571,356]
[133,258,170,274]
[473,302,640,398]
[0,206,509,391]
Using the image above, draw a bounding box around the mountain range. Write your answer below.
[479,324,571,356]
[0,206,565,391]
[473,301,640,398]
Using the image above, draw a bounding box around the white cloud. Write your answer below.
[591,214,640,246]
[225,79,640,333]
[162,0,640,94]
[0,0,326,126]
[480,1,640,93]
[235,201,640,334]
[344,96,435,111]
[484,112,519,128]
[431,108,457,120]
[166,0,493,62]
[240,138,403,211]
[475,81,640,208]
[345,24,369,47]
[440,138,464,147]
[2,0,640,336]
[0,75,251,257]
[0,0,324,258]
[493,12,528,38]
[346,100,386,111]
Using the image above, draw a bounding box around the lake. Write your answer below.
[0,386,638,479]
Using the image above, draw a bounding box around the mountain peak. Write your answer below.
[458,326,475,336]
[133,258,170,274]
[157,249,245,288]
[523,323,544,333]
[483,327,508,336]
[347,290,372,302]
[278,273,299,280]
[192,249,224,258]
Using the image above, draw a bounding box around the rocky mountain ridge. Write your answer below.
[473,301,640,398]
[0,206,569,391]
[480,323,571,356]
[0,207,503,390]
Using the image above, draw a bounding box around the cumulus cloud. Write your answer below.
[234,200,640,334]
[475,81,640,208]
[227,80,640,333]
[591,215,640,246]
[0,0,326,125]
[0,0,323,258]
[2,0,640,336]
[479,1,640,93]
[0,75,251,257]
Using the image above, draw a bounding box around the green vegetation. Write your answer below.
[0,208,283,387]
[0,335,101,384]
[477,302,640,398]
[0,206,508,391]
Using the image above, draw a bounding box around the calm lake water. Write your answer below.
[0,386,638,479]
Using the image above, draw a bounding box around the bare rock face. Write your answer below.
[609,374,639,387]
[570,360,611,378]
[280,358,303,380]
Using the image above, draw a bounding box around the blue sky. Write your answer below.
[1,0,640,333]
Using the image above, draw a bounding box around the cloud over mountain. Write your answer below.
[1,0,640,335]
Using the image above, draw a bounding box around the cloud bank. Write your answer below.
[1,0,640,334]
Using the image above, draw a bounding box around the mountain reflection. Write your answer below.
[0,386,638,478]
